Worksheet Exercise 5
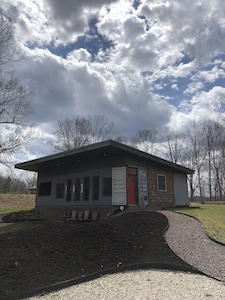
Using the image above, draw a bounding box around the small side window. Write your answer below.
[38,182,51,196]
[157,175,167,191]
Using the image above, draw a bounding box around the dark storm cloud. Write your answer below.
[45,0,119,40]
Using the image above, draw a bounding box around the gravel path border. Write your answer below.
[161,210,225,281]
[27,269,225,300]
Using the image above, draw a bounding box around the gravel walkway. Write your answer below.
[27,269,225,300]
[161,210,225,281]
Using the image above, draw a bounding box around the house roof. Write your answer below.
[15,139,194,174]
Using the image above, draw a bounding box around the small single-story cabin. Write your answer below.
[15,140,194,220]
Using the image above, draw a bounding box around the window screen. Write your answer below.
[56,183,64,199]
[92,176,99,201]
[74,178,81,201]
[83,177,90,201]
[102,177,112,196]
[38,182,51,196]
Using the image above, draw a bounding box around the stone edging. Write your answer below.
[2,262,200,300]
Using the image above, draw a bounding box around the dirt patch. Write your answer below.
[0,211,193,298]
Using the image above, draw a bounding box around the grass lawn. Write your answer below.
[0,207,36,234]
[172,203,225,244]
[0,207,31,214]
[0,193,36,234]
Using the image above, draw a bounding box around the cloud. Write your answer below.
[169,86,225,132]
[192,65,225,84]
[67,48,92,62]
[190,86,225,114]
[44,0,119,44]
[1,0,225,163]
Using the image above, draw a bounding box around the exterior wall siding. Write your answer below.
[36,152,183,212]
[148,168,175,208]
[36,168,113,208]
[36,156,127,208]
[174,173,189,206]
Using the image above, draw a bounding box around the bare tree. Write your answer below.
[52,117,91,151]
[114,135,128,144]
[132,129,159,154]
[51,115,118,151]
[0,12,32,165]
[208,122,225,200]
[184,121,208,202]
[161,129,185,164]
[203,120,214,200]
[88,115,116,143]
[192,120,225,201]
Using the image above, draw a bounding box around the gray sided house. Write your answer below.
[15,140,194,220]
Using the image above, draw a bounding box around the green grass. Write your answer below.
[172,203,225,244]
[0,207,36,234]
[0,207,31,214]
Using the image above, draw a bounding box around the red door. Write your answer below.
[127,174,137,205]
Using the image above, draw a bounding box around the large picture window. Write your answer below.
[102,177,112,196]
[92,176,99,201]
[56,183,64,199]
[66,179,72,202]
[74,178,81,201]
[157,175,167,191]
[38,182,51,196]
[83,177,90,201]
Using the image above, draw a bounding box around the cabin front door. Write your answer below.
[127,174,137,205]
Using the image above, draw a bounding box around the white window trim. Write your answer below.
[80,183,84,193]
[157,174,167,192]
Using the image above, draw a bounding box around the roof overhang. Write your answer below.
[15,140,195,174]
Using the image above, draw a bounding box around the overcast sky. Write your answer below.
[1,0,225,165]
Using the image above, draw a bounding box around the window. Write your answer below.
[38,182,51,196]
[157,175,167,191]
[102,177,112,196]
[56,183,64,199]
[83,177,90,201]
[66,179,72,202]
[92,176,99,201]
[74,178,81,201]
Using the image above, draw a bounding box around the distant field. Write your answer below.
[0,193,35,209]
[172,203,225,244]
[0,194,36,234]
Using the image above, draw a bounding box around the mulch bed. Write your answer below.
[0,211,193,298]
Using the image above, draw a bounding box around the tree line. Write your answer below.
[0,174,36,194]
[50,116,225,202]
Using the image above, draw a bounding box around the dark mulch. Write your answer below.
[0,211,192,298]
